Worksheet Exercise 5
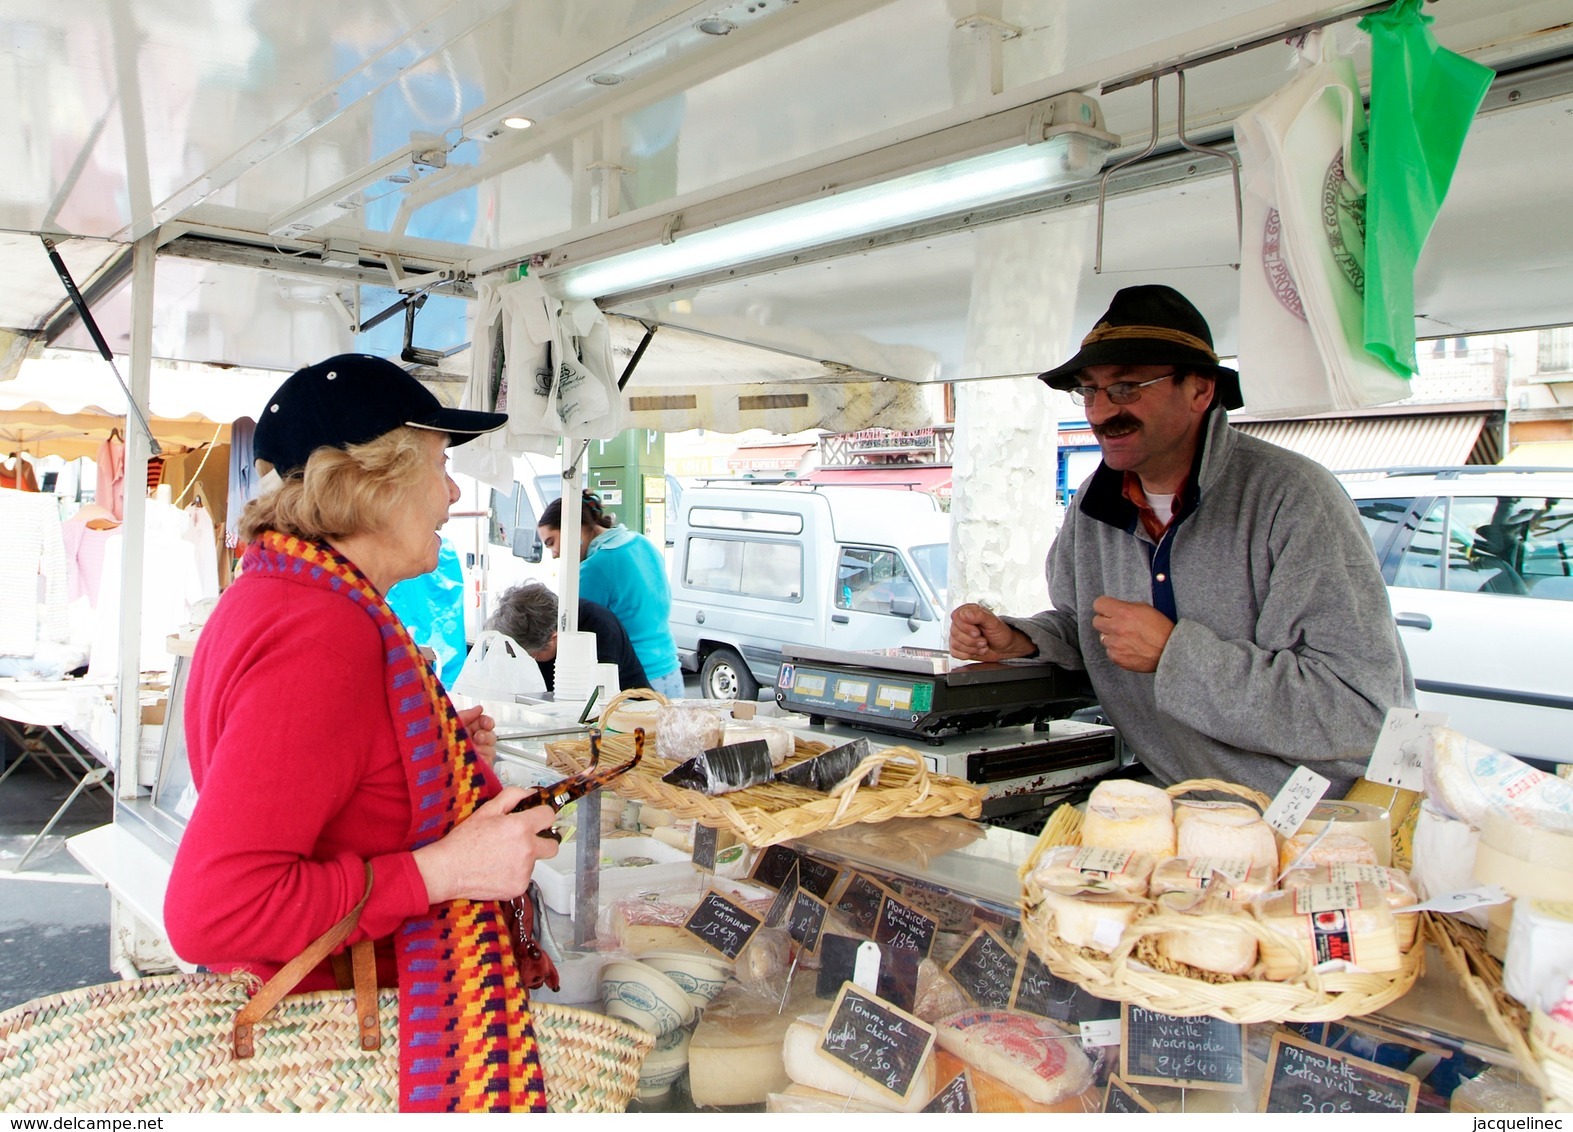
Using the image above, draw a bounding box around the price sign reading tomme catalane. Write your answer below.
[682,890,763,961]
[922,1070,975,1113]
[1103,1074,1156,1113]
[817,984,936,1104]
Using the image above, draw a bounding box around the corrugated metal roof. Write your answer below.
[1233,413,1498,475]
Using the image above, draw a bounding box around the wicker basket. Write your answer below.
[0,976,653,1113]
[547,729,984,848]
[1426,911,1562,1108]
[1017,778,1424,1025]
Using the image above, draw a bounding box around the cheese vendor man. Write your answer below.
[949,286,1414,797]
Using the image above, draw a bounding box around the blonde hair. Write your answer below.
[239,426,437,543]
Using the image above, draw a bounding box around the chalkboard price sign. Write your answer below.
[1261,1032,1419,1114]
[1011,949,1119,1024]
[786,889,830,952]
[873,894,937,958]
[946,927,1017,1010]
[798,856,843,901]
[836,871,889,936]
[818,984,937,1103]
[922,1070,975,1113]
[765,861,801,928]
[1103,1074,1156,1113]
[682,890,763,961]
[816,934,922,1013]
[1120,1005,1246,1092]
[692,822,719,872]
[751,844,800,890]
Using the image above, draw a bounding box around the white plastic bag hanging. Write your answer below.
[1233,30,1411,416]
[451,628,546,705]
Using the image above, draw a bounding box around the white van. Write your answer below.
[668,484,951,699]
[442,453,563,642]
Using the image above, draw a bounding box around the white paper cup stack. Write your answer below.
[553,630,598,705]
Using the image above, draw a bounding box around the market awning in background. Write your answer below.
[0,353,285,459]
[1233,411,1499,474]
[727,443,815,472]
[1503,441,1573,467]
[802,465,953,498]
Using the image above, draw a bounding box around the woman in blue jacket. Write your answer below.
[537,491,683,698]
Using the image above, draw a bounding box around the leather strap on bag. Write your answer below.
[233,863,377,1059]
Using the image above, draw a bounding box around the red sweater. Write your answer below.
[163,562,498,990]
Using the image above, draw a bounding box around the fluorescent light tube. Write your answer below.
[555,129,1114,300]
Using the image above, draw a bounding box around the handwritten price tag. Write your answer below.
[1262,765,1332,838]
[1405,885,1510,915]
[1364,708,1448,792]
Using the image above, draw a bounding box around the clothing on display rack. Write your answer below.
[0,453,39,491]
[96,430,126,521]
[61,504,120,607]
[225,417,256,548]
[0,487,73,673]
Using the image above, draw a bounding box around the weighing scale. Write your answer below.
[774,644,1119,825]
[774,643,1094,741]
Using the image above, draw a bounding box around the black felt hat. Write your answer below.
[1037,285,1243,410]
[254,353,506,476]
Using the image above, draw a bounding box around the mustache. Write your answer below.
[1093,414,1141,437]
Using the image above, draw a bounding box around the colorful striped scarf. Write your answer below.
[246,532,547,1112]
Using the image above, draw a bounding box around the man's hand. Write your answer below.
[949,603,1036,662]
[458,704,498,766]
[1091,595,1174,673]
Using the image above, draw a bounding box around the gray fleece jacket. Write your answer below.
[1003,409,1414,798]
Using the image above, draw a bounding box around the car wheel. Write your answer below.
[700,647,759,701]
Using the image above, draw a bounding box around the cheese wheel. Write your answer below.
[1279,864,1420,951]
[766,1086,894,1114]
[1175,806,1277,871]
[1174,800,1261,828]
[1424,727,1573,828]
[934,1010,1094,1105]
[782,1013,936,1111]
[1472,807,1573,901]
[1153,891,1259,976]
[929,1050,1098,1113]
[1080,780,1176,858]
[1504,899,1573,1012]
[1031,845,1155,897]
[1278,830,1379,873]
[1298,800,1392,867]
[689,986,813,1106]
[1253,882,1403,980]
[1036,888,1145,953]
[915,958,971,1024]
[1149,856,1275,904]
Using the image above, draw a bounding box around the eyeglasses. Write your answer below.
[1068,372,1177,407]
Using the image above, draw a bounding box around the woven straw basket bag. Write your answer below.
[0,868,652,1113]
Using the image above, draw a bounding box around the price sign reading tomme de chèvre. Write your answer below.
[817,984,937,1104]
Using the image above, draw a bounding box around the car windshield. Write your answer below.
[910,543,948,606]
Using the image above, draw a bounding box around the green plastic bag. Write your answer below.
[1360,0,1494,376]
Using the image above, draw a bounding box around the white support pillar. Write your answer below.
[949,209,1090,618]
[115,233,158,797]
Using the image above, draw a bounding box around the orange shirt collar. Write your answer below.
[1122,471,1187,541]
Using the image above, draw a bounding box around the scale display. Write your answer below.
[775,645,1092,740]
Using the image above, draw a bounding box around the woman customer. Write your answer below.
[164,354,560,1113]
[537,490,683,698]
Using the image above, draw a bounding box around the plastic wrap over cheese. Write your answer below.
[1425,728,1573,828]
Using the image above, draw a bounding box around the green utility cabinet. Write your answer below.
[588,429,667,543]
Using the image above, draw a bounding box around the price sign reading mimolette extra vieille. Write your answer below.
[1261,1032,1418,1114]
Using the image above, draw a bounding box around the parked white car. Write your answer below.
[1342,467,1573,766]
[667,484,951,699]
